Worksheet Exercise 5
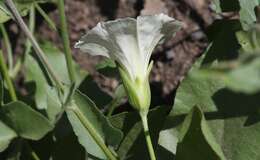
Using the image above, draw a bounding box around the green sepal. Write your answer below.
[118,61,153,113]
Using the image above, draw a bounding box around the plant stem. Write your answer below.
[10,5,35,79]
[69,103,117,160]
[0,50,17,101]
[107,100,118,117]
[140,112,156,160]
[57,0,76,83]
[24,5,35,56]
[31,150,40,160]
[0,24,13,72]
[35,4,57,31]
[5,0,63,91]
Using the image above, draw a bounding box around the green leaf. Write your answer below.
[236,24,260,53]
[109,106,169,160]
[0,76,3,105]
[0,2,11,24]
[39,41,87,86]
[24,53,51,110]
[0,101,53,140]
[200,22,260,94]
[0,0,54,24]
[196,24,260,94]
[66,91,123,159]
[211,0,258,30]
[203,20,241,64]
[196,54,260,94]
[78,76,112,109]
[0,120,17,152]
[24,41,87,111]
[106,84,126,117]
[31,117,86,160]
[211,0,240,13]
[46,87,62,123]
[175,106,226,160]
[238,0,259,30]
[95,59,118,77]
[159,58,260,159]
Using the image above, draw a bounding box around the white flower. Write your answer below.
[75,13,182,112]
[75,13,181,80]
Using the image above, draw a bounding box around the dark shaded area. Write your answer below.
[219,0,240,12]
[96,0,119,19]
[78,76,112,109]
[134,0,144,16]
[30,115,86,160]
[212,89,260,126]
[203,20,241,64]
[164,89,260,130]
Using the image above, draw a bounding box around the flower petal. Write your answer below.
[75,18,143,80]
[75,23,114,58]
[75,14,182,81]
[103,18,142,79]
[137,13,182,68]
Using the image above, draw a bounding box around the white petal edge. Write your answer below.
[137,13,182,70]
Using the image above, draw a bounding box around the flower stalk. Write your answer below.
[140,112,156,160]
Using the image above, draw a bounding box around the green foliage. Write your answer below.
[1,1,260,159]
[66,91,123,159]
[175,107,226,160]
[0,0,54,23]
[0,120,17,152]
[0,2,11,24]
[236,25,260,53]
[196,24,260,94]
[212,0,259,30]
[158,22,260,159]
[24,41,87,114]
[0,101,53,140]
[0,76,3,104]
[110,106,169,159]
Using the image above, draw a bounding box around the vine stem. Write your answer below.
[8,5,35,79]
[68,102,117,160]
[140,112,156,160]
[0,50,17,101]
[57,0,76,83]
[5,0,63,91]
[24,5,36,56]
[0,24,13,72]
